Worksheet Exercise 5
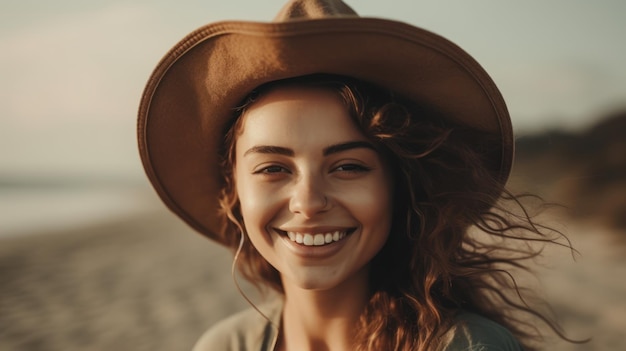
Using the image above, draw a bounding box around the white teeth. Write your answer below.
[324,233,333,243]
[303,234,313,245]
[286,230,349,246]
[313,234,325,245]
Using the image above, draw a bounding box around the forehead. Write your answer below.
[236,85,366,143]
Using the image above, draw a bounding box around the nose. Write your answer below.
[289,175,329,218]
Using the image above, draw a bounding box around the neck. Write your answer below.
[277,267,370,351]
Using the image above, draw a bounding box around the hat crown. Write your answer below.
[273,0,358,21]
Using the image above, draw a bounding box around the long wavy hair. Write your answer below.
[217,74,574,350]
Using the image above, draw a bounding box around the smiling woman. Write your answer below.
[137,0,579,350]
[232,84,393,295]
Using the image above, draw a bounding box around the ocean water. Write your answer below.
[0,183,159,238]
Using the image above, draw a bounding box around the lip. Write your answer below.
[274,227,356,259]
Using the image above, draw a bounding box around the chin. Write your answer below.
[283,270,345,291]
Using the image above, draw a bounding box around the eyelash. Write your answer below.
[333,163,371,173]
[254,165,290,174]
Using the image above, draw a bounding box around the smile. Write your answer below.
[285,230,350,246]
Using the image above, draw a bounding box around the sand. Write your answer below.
[1,206,624,350]
[0,208,257,351]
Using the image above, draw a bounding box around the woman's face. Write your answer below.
[234,86,393,291]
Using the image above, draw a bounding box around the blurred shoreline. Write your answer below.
[0,180,158,238]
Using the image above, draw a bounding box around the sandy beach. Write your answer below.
[0,203,256,351]
[1,195,625,350]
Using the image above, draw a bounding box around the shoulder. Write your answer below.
[192,301,281,351]
[443,312,524,351]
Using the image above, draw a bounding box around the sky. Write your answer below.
[1,0,625,180]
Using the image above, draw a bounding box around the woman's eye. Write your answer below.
[334,164,370,173]
[254,165,289,174]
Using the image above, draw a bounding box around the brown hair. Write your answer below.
[217,74,574,350]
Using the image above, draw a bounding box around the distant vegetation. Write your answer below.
[514,110,626,230]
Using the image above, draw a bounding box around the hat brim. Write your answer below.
[138,17,513,244]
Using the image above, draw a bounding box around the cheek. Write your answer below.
[352,178,393,222]
[235,177,287,270]
[235,172,281,236]
[370,179,394,243]
[342,178,394,254]
[367,186,394,256]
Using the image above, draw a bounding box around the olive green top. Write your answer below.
[193,299,523,351]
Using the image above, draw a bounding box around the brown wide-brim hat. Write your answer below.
[138,0,513,245]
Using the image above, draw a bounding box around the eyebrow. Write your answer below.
[243,141,375,157]
[323,141,375,156]
[243,145,293,157]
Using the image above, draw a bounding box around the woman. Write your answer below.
[138,1,574,350]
